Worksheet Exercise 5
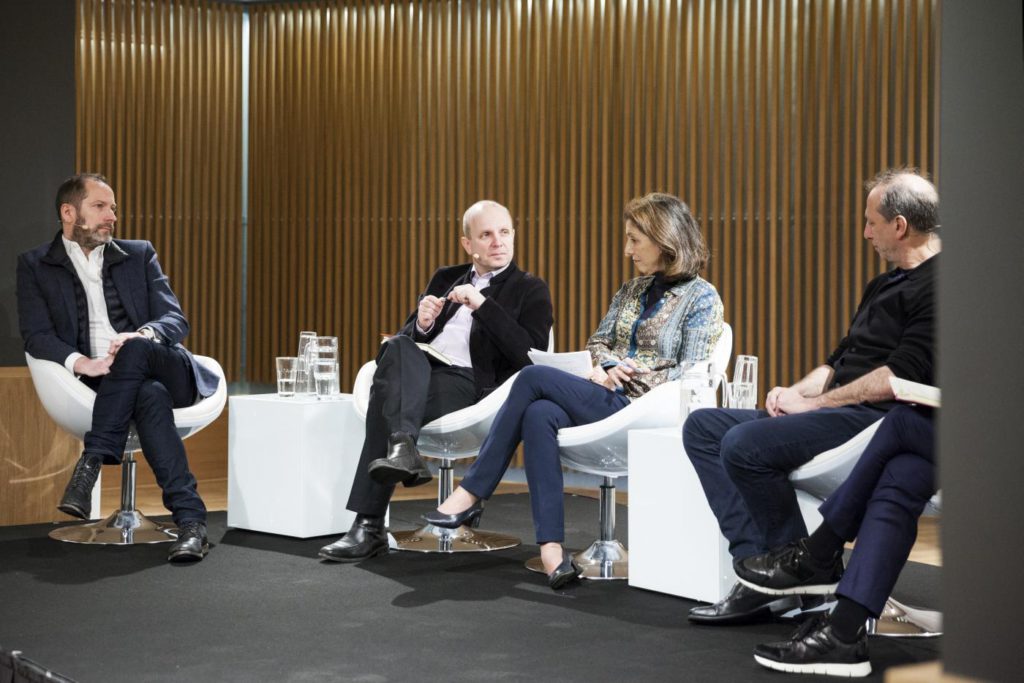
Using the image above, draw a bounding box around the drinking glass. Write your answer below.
[314,336,340,397]
[313,359,337,399]
[729,355,758,409]
[275,357,298,397]
[296,331,317,395]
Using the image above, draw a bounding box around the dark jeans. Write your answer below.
[821,405,936,616]
[459,365,630,544]
[82,337,205,524]
[682,404,886,560]
[346,335,477,517]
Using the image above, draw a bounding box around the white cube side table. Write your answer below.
[627,427,736,603]
[228,394,366,538]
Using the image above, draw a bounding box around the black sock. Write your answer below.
[830,597,871,643]
[805,520,845,563]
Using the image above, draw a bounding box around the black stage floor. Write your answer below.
[0,493,940,682]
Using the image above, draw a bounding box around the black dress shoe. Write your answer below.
[57,454,102,520]
[367,432,432,487]
[547,549,583,590]
[422,500,484,529]
[168,520,209,563]
[319,515,388,563]
[754,613,871,677]
[736,538,844,596]
[688,581,801,625]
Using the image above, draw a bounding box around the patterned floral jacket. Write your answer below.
[586,275,724,399]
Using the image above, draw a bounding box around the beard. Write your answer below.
[71,221,114,250]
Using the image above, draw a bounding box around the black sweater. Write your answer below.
[826,255,937,392]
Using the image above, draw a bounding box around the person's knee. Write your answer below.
[720,423,763,472]
[112,336,151,368]
[375,334,416,367]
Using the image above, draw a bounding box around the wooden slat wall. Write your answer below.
[76,0,244,380]
[248,0,938,392]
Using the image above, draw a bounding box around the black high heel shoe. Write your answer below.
[548,549,583,590]
[422,500,484,529]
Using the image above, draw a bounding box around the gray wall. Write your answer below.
[0,0,76,365]
[939,0,1024,680]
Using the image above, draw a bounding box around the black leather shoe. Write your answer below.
[547,550,583,590]
[367,432,432,487]
[168,520,209,563]
[736,538,844,595]
[57,454,102,520]
[688,581,801,625]
[319,515,388,563]
[754,613,871,677]
[422,500,484,529]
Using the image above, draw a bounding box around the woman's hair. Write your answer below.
[623,192,708,278]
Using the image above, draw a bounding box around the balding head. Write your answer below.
[865,168,940,235]
[462,200,512,237]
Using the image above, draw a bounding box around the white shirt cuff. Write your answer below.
[64,352,86,375]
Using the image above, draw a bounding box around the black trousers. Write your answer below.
[345,335,477,517]
[82,337,205,524]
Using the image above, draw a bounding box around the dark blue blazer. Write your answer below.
[16,231,219,398]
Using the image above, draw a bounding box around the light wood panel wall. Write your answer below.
[0,370,83,526]
[76,0,244,380]
[248,0,938,391]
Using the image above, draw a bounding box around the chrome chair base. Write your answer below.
[49,509,178,545]
[392,523,520,553]
[525,540,629,580]
[867,597,943,638]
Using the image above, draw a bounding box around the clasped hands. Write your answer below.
[72,331,146,377]
[765,385,819,416]
[589,358,648,392]
[417,285,486,329]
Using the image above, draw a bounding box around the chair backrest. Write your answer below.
[25,353,97,439]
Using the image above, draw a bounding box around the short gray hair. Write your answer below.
[866,168,940,234]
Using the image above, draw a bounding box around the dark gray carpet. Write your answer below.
[0,493,940,682]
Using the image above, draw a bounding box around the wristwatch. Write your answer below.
[138,327,161,344]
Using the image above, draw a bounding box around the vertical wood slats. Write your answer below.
[248,0,938,392]
[76,0,243,380]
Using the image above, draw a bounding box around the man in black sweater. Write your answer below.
[682,169,939,631]
[319,200,553,563]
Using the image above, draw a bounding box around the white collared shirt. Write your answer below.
[61,237,119,372]
[421,263,509,368]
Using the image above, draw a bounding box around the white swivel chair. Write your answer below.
[352,330,555,553]
[26,353,227,545]
[791,418,943,637]
[526,323,734,580]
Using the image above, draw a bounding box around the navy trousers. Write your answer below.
[346,335,477,517]
[83,337,205,524]
[682,404,886,560]
[821,405,936,616]
[459,365,630,544]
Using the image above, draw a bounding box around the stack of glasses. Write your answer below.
[275,331,340,399]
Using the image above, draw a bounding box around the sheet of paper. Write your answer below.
[889,377,941,408]
[527,349,593,378]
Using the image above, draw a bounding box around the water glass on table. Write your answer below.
[296,331,317,395]
[728,355,758,409]
[276,357,299,397]
[313,336,340,399]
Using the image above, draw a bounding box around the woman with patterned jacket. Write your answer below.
[424,193,724,589]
